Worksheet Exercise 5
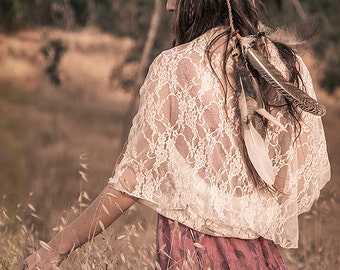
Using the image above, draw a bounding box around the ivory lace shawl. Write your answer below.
[109,28,331,248]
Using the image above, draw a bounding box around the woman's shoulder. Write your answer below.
[153,27,225,68]
[155,41,201,65]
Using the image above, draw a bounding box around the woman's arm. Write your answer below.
[20,185,136,270]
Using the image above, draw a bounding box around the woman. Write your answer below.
[21,0,330,269]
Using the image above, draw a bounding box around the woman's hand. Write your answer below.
[19,248,66,270]
[18,186,135,269]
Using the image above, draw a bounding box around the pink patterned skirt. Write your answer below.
[156,215,288,270]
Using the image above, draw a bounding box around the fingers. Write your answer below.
[17,261,28,270]
[19,262,45,270]
[20,249,66,270]
[19,255,46,270]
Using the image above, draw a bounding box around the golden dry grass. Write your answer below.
[0,27,339,269]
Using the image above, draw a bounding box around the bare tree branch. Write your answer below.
[119,0,162,150]
[290,0,307,21]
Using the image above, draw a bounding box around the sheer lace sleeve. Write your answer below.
[294,56,331,214]
[108,53,172,199]
[108,28,331,248]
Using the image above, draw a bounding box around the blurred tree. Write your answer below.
[0,0,19,31]
[69,0,89,27]
[41,39,68,86]
[0,0,338,92]
[0,0,52,31]
[50,0,75,29]
[262,0,340,93]
[119,0,163,149]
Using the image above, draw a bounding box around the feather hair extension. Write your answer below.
[249,71,286,131]
[234,50,275,187]
[243,121,275,187]
[235,48,287,131]
[238,36,326,116]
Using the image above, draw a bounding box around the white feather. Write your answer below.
[255,108,287,132]
[243,123,275,186]
[238,76,275,187]
[249,75,286,131]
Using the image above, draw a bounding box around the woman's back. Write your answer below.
[109,26,330,248]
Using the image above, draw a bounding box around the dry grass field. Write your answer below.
[0,27,339,269]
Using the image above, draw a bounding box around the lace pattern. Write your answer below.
[109,27,331,248]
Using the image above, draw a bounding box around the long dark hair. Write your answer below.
[172,0,303,190]
[173,0,259,44]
